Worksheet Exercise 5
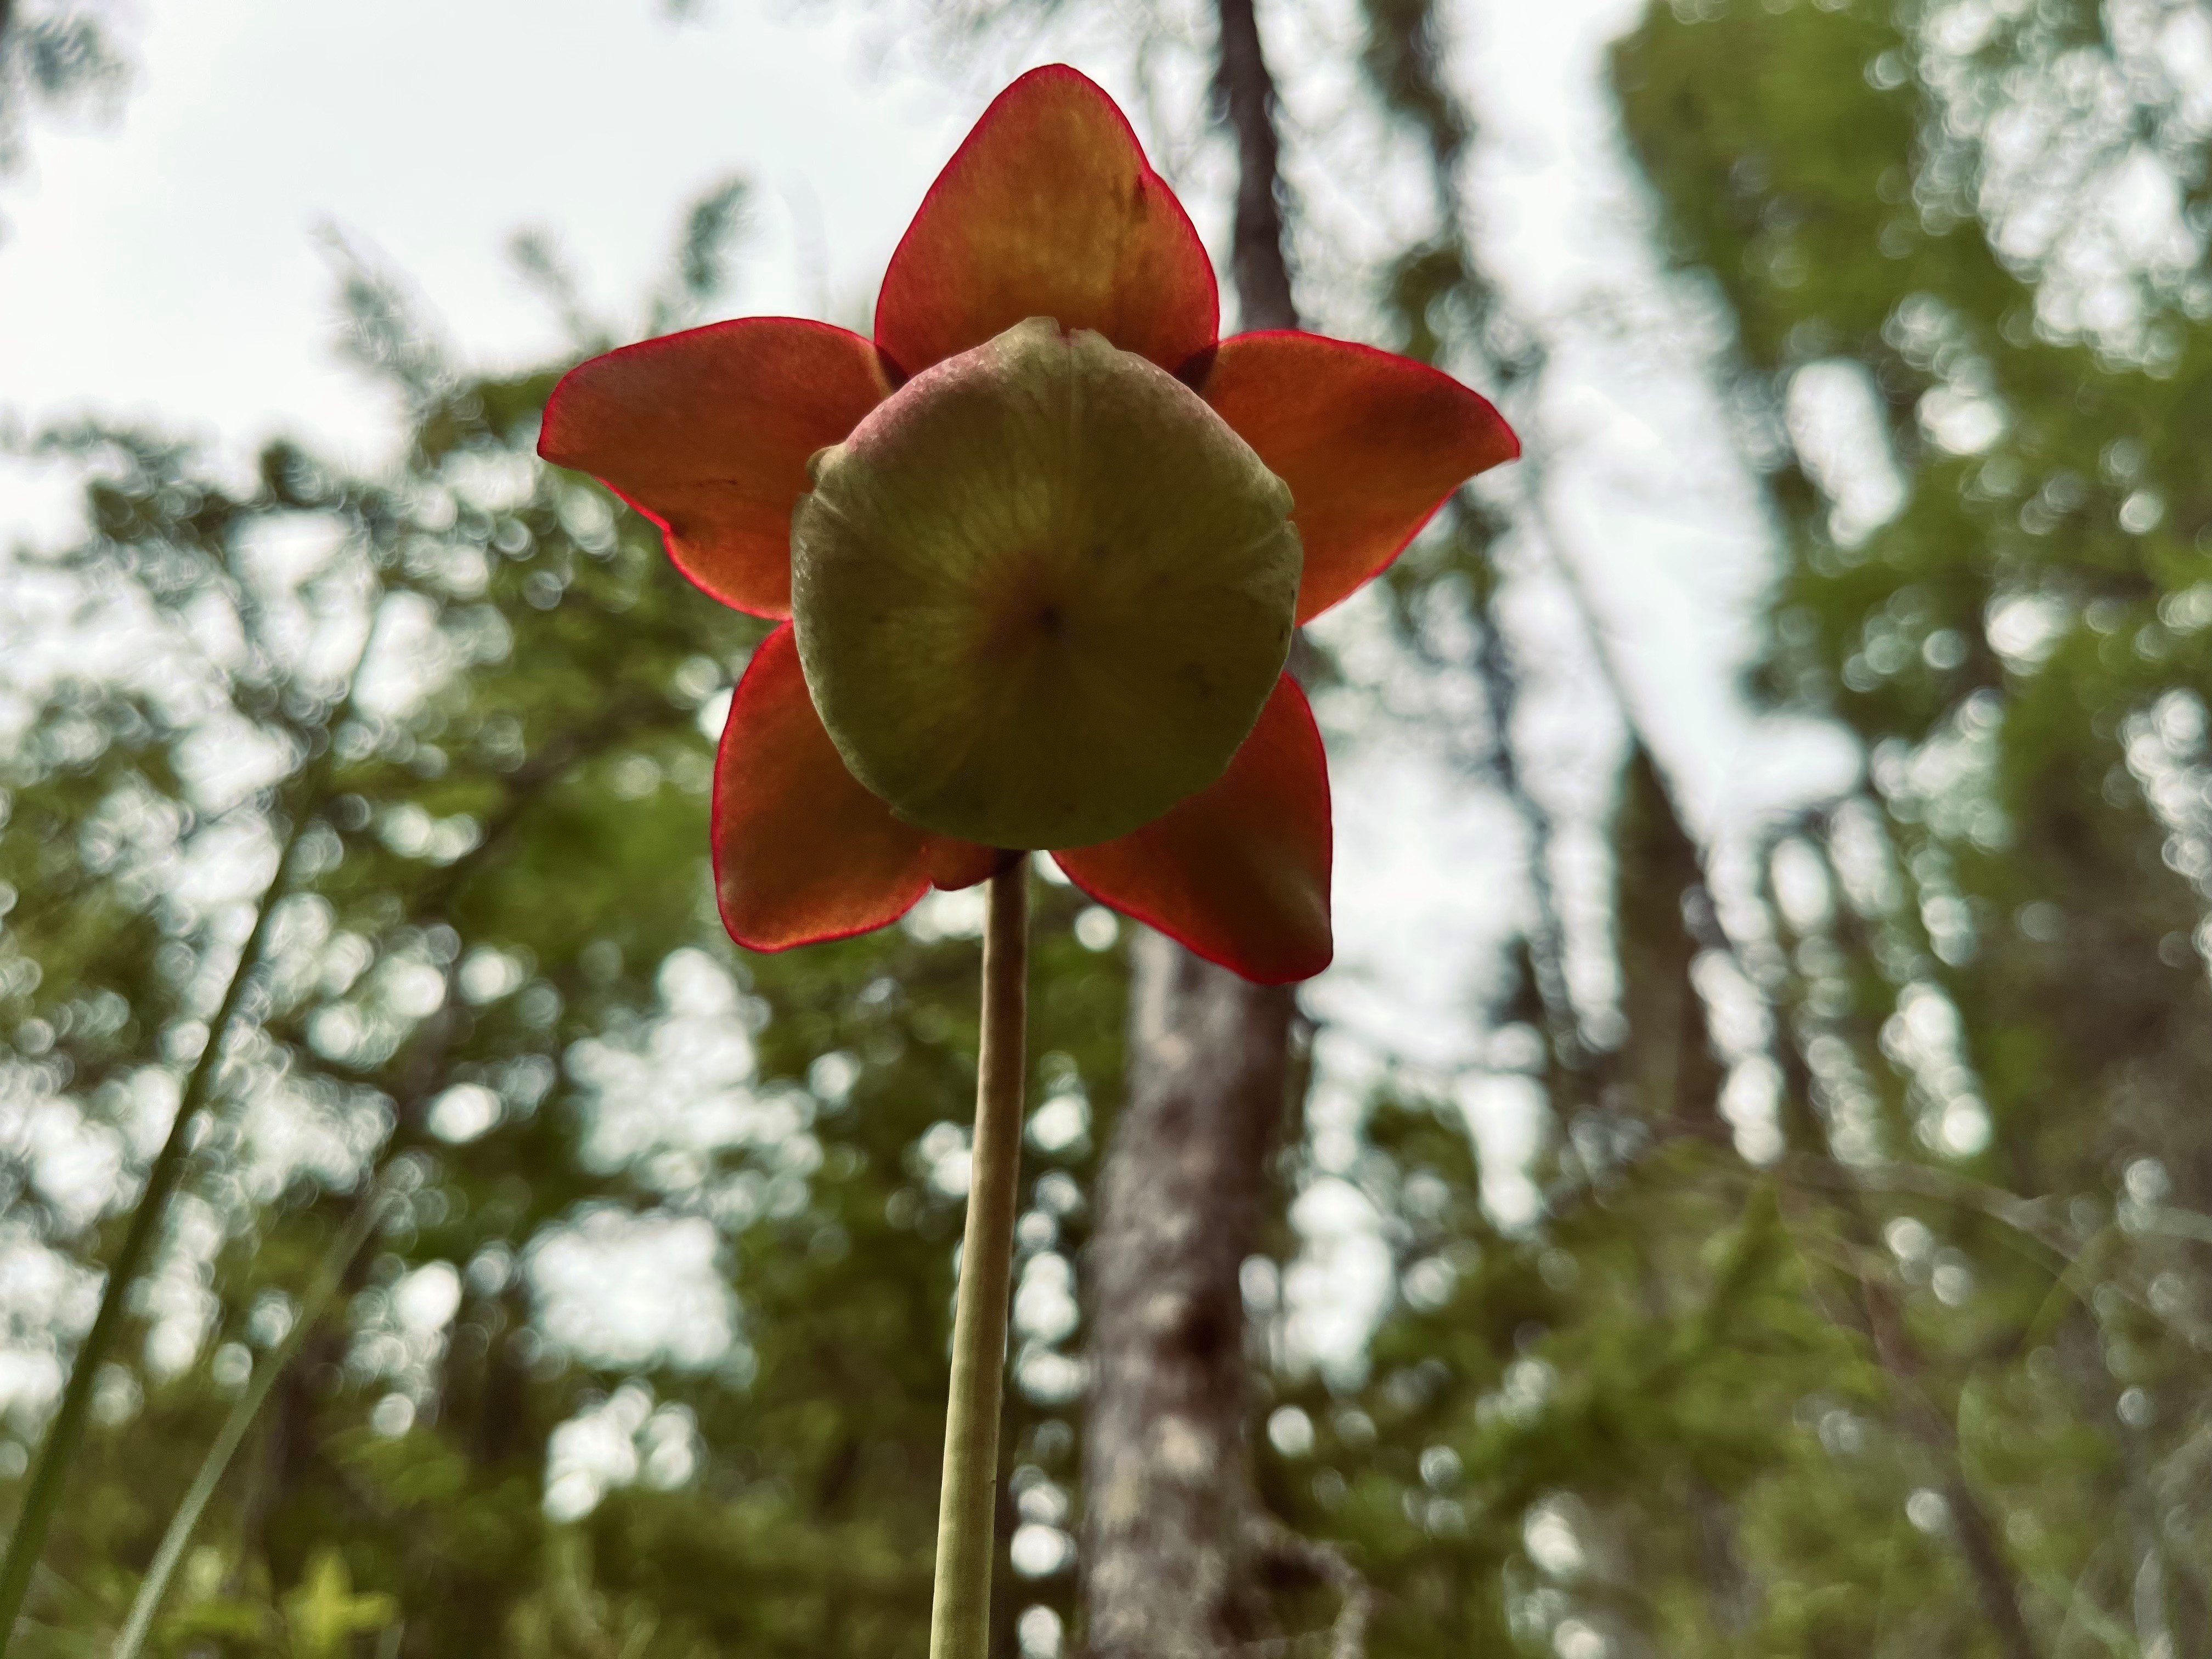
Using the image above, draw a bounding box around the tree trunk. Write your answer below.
[1079,6,1318,1654]
[1215,0,1296,338]
[1081,932,1292,1657]
[1077,3,1304,1654]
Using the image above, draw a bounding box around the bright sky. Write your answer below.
[0,0,1847,812]
[0,0,1861,1372]
[0,0,970,472]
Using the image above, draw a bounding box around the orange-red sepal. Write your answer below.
[873,64,1218,376]
[539,318,890,618]
[712,625,992,950]
[1195,332,1519,622]
[1053,674,1332,984]
[926,842,1013,891]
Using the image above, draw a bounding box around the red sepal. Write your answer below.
[711,625,992,949]
[874,65,1218,376]
[539,318,890,618]
[1195,332,1519,622]
[1053,673,1332,983]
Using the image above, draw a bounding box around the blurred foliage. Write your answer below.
[0,0,128,184]
[8,0,2212,1654]
[1216,0,2212,1652]
[1604,0,2212,1647]
[0,210,1122,1656]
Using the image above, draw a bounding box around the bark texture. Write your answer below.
[1215,0,1298,337]
[1081,930,1293,1657]
[1079,3,1306,1653]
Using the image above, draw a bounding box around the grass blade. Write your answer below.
[112,1182,393,1659]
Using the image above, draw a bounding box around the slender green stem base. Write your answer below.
[0,811,311,1655]
[928,861,1029,1659]
[112,1182,391,1659]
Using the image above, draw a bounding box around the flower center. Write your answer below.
[789,318,1302,850]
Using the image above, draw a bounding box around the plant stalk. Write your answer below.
[927,860,1029,1659]
[111,1181,392,1659]
[0,805,317,1654]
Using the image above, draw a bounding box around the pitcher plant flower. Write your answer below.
[538,63,1517,987]
[539,61,1516,1659]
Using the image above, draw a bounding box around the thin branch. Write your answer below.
[1466,576,1585,1067]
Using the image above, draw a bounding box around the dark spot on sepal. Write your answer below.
[874,342,912,392]
[1173,343,1220,393]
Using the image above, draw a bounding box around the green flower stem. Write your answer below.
[928,860,1029,1659]
[112,1180,392,1659]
